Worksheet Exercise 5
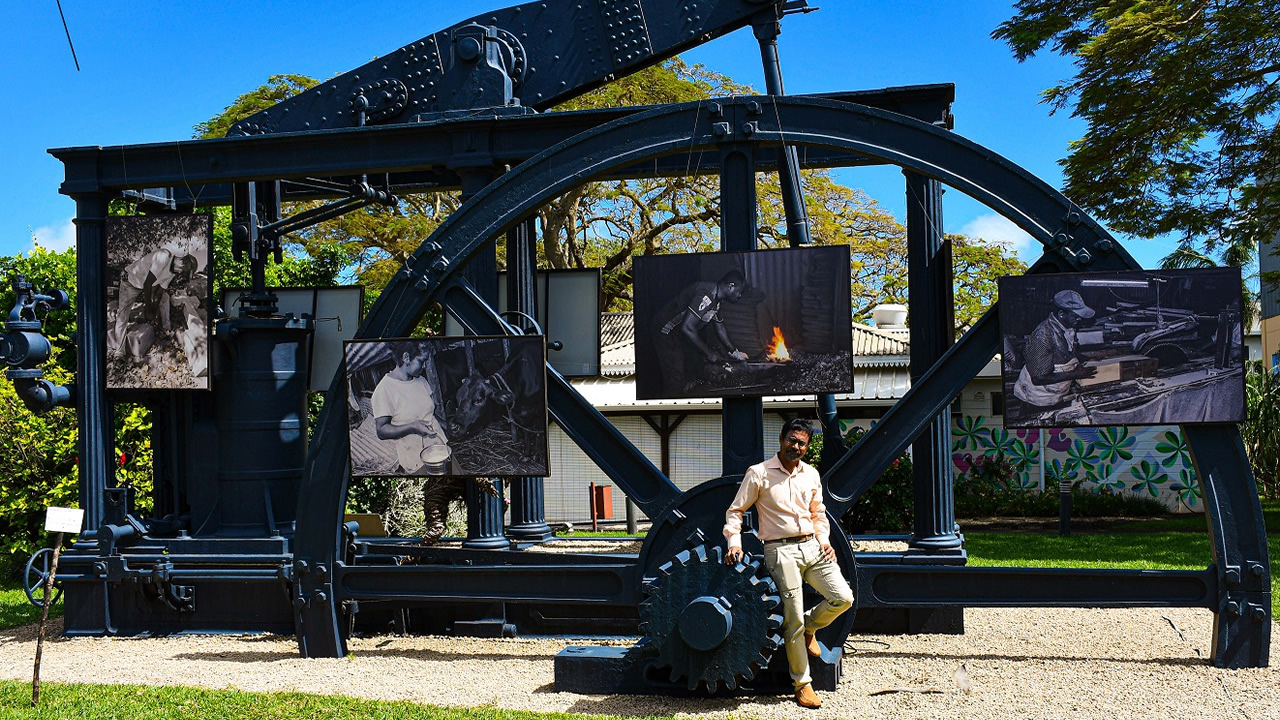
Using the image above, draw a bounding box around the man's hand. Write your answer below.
[1071,366,1098,380]
[725,546,744,565]
[818,543,836,563]
[728,349,748,361]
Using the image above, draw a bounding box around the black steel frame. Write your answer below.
[51,95,1270,667]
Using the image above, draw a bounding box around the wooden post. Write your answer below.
[32,531,64,705]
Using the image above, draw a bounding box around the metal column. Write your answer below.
[506,216,554,542]
[720,144,764,474]
[71,192,113,533]
[755,12,842,468]
[458,171,509,550]
[904,171,963,552]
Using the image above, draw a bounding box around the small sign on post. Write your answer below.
[32,506,82,706]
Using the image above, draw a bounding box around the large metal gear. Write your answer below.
[639,543,783,692]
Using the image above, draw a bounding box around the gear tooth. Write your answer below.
[766,636,783,652]
[692,545,708,563]
[767,612,783,630]
[763,595,779,610]
[757,652,772,668]
[668,666,682,683]
[637,621,650,633]
[710,545,724,564]
[724,674,738,691]
[703,676,717,694]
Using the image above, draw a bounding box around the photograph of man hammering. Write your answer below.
[633,245,853,400]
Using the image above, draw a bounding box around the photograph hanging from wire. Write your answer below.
[999,267,1246,428]
[345,336,549,478]
[105,214,212,390]
[633,245,854,400]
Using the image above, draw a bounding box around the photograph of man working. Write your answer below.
[633,246,853,400]
[1000,268,1245,427]
[105,215,212,390]
[723,419,854,710]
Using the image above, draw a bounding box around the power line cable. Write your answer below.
[56,0,81,71]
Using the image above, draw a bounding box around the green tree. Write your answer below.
[1244,359,1280,498]
[993,1,1280,275]
[195,74,319,139]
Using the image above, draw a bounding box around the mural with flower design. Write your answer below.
[950,417,1201,511]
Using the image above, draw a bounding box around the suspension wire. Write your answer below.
[56,0,80,71]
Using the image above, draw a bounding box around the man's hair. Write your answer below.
[718,269,746,288]
[779,418,815,441]
[174,255,198,279]
[387,340,427,366]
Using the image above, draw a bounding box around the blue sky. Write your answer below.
[2,1,1179,269]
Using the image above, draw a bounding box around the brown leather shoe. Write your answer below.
[795,683,822,709]
[804,631,822,657]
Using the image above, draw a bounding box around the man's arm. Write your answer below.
[374,415,434,440]
[680,312,721,362]
[1024,323,1095,384]
[723,469,760,564]
[711,320,747,360]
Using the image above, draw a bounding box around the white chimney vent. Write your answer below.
[871,303,908,328]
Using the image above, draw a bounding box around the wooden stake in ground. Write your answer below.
[32,530,64,705]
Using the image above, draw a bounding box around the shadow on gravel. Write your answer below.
[567,694,762,718]
[862,650,1208,667]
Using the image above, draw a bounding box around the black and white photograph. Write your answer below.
[1000,268,1246,428]
[633,245,854,400]
[105,214,213,390]
[345,336,549,478]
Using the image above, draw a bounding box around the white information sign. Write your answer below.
[44,507,84,534]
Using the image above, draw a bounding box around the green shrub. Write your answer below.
[833,426,915,533]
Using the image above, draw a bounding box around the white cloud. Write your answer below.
[29,218,77,253]
[958,214,1036,262]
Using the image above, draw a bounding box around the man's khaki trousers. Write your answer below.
[763,537,854,688]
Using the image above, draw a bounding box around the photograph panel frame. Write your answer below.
[345,335,550,478]
[633,245,854,400]
[105,214,214,391]
[999,267,1246,428]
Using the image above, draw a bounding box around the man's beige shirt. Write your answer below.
[723,454,831,548]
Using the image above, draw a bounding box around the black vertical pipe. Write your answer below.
[72,192,112,533]
[721,145,764,475]
[904,172,962,551]
[506,216,553,542]
[755,16,842,468]
[458,170,510,550]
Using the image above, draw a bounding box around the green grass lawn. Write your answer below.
[0,586,59,631]
[0,681,665,720]
[965,498,1279,596]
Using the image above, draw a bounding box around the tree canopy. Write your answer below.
[993,1,1280,267]
[196,59,1026,326]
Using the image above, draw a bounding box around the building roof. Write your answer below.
[579,312,1007,410]
[598,313,912,378]
[574,367,911,411]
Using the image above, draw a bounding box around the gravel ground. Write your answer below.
[4,608,1277,719]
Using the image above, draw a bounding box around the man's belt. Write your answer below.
[764,534,814,545]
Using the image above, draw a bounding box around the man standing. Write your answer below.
[651,269,750,396]
[723,419,854,709]
[1013,289,1098,415]
[372,342,448,475]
